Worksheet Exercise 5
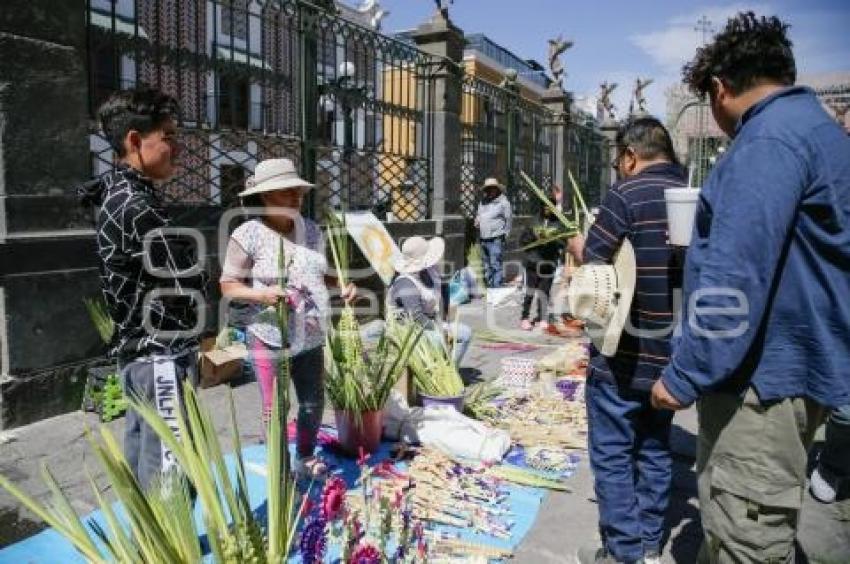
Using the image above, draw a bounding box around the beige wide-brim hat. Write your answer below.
[566,239,636,356]
[392,236,445,274]
[481,177,504,192]
[238,158,315,197]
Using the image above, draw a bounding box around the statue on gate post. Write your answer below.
[632,77,654,115]
[547,35,574,90]
[598,81,618,122]
[433,0,453,16]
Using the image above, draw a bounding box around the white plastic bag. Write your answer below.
[383,391,510,463]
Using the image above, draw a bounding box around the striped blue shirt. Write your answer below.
[584,162,687,391]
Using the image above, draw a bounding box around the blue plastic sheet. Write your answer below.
[0,441,553,563]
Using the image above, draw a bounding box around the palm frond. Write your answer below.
[83,296,115,344]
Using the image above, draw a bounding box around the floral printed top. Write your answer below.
[221,217,329,355]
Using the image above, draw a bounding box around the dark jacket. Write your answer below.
[81,165,208,360]
[661,86,850,408]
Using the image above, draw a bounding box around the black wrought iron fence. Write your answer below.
[512,96,555,215]
[460,74,555,219]
[304,3,435,221]
[85,0,436,221]
[567,118,607,207]
[460,74,508,218]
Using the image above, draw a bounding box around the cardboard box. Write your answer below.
[199,337,248,389]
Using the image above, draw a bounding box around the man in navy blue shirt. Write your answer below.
[572,117,686,564]
[650,12,850,562]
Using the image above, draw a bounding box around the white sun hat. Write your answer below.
[392,236,445,274]
[481,177,504,191]
[567,239,637,356]
[238,158,314,197]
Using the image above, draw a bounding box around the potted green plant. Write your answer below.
[81,297,126,421]
[324,212,422,455]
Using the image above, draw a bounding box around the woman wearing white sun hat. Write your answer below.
[387,236,472,365]
[220,158,355,481]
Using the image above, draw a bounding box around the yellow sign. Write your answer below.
[342,212,399,285]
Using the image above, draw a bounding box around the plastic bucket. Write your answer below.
[334,409,383,456]
[664,187,700,246]
[419,392,465,413]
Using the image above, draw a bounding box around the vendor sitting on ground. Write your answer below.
[387,236,472,365]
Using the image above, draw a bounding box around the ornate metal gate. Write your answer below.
[86,0,436,221]
[460,73,555,219]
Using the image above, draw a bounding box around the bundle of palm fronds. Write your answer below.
[463,380,503,420]
[0,381,304,563]
[83,296,115,344]
[567,169,594,234]
[325,318,422,414]
[466,244,485,287]
[518,171,580,251]
[402,324,464,398]
[324,212,423,415]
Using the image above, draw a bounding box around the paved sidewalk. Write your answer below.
[1,296,847,562]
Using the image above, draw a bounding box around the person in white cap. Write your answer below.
[474,177,512,287]
[220,158,355,481]
[387,236,472,365]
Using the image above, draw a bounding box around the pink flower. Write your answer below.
[348,541,382,564]
[320,476,347,521]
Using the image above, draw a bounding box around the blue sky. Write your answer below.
[376,0,850,118]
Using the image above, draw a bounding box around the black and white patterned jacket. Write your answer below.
[84,165,208,360]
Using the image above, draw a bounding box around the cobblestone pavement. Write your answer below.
[0,296,847,562]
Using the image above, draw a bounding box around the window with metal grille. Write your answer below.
[218,75,250,129]
[221,0,248,40]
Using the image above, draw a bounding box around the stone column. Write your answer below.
[410,10,464,219]
[542,85,572,209]
[598,119,619,201]
[0,0,94,428]
[410,9,465,269]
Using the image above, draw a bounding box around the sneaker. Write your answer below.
[576,545,619,564]
[294,455,329,481]
[520,319,534,331]
[643,550,661,564]
[810,465,838,503]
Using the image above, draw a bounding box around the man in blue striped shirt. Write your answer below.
[572,117,687,564]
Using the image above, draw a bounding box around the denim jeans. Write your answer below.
[120,350,198,491]
[480,236,504,287]
[820,403,850,478]
[248,336,324,458]
[586,376,674,562]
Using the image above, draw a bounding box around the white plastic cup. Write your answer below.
[665,187,701,246]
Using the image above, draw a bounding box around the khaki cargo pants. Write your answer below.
[696,389,826,563]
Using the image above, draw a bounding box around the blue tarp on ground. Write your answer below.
[0,439,556,563]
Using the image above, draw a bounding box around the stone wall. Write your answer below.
[0,0,97,428]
